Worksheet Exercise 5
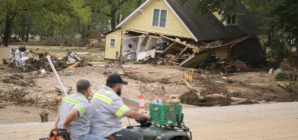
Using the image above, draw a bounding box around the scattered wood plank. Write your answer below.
[278,81,287,89]
[178,46,189,58]
[140,36,149,47]
[182,79,204,100]
[160,42,177,55]
[192,47,200,54]
[66,62,80,69]
[124,35,146,40]
[230,99,247,105]
[230,97,247,102]
[206,94,226,98]
[160,35,194,47]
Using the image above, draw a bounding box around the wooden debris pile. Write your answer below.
[180,79,251,106]
[136,33,266,72]
[276,55,298,81]
[0,84,64,110]
[278,82,298,93]
[8,46,91,71]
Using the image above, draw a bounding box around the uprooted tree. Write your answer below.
[179,0,298,65]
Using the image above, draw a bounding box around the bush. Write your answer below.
[267,34,289,68]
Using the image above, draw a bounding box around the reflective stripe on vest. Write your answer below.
[62,97,78,104]
[74,104,85,116]
[104,90,113,94]
[115,105,129,117]
[93,93,112,105]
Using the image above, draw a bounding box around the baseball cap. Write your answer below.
[107,74,128,85]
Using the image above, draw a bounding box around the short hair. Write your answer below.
[106,82,116,88]
[76,79,91,93]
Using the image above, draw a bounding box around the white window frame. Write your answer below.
[225,15,238,26]
[151,8,168,29]
[109,38,116,47]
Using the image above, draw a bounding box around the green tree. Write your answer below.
[98,0,146,30]
[0,0,91,46]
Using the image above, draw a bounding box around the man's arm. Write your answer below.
[125,110,149,119]
[62,109,79,133]
[54,113,60,128]
[128,106,137,111]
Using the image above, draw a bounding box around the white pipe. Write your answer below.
[46,55,68,96]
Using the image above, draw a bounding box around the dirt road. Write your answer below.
[1,102,297,140]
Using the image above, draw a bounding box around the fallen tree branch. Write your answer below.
[182,79,204,100]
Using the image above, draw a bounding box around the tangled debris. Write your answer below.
[0,88,30,106]
[8,46,91,72]
[276,71,297,81]
[0,84,63,110]
[278,82,298,93]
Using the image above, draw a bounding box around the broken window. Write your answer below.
[226,15,238,26]
[110,38,116,47]
[152,9,167,28]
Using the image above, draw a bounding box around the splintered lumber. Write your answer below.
[182,79,204,100]
[293,68,298,76]
[230,97,247,102]
[192,47,200,54]
[160,35,189,46]
[124,35,146,40]
[178,46,189,58]
[230,97,247,105]
[277,81,287,89]
[160,42,177,55]
[140,36,149,47]
[198,33,255,54]
[206,94,226,98]
[29,50,48,55]
[66,62,80,69]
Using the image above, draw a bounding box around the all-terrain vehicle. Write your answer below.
[41,103,191,140]
[132,115,192,140]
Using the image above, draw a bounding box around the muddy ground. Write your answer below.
[0,52,297,124]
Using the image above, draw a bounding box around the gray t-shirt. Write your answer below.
[90,86,130,138]
[58,93,91,140]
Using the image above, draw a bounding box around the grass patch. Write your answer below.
[262,81,298,87]
[40,48,103,53]
[80,55,110,62]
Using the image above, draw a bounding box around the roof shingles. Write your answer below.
[166,0,263,41]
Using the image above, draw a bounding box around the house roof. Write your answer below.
[116,0,263,42]
[166,0,263,41]
[103,28,120,36]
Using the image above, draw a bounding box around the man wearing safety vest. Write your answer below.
[54,79,105,140]
[90,74,149,140]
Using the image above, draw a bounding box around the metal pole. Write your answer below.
[46,55,68,96]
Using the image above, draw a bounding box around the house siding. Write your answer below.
[213,12,224,24]
[122,0,193,39]
[104,30,121,59]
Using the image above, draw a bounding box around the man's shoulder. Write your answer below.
[96,87,119,99]
[67,93,89,104]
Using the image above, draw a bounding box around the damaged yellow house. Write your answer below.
[104,0,264,68]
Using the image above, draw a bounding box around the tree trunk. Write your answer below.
[137,0,142,7]
[25,24,30,42]
[283,38,292,53]
[3,19,12,47]
[25,33,29,42]
[110,11,116,30]
[82,25,85,47]
[295,41,298,54]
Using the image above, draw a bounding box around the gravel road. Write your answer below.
[0,102,297,140]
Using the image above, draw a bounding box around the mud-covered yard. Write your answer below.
[0,62,297,124]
